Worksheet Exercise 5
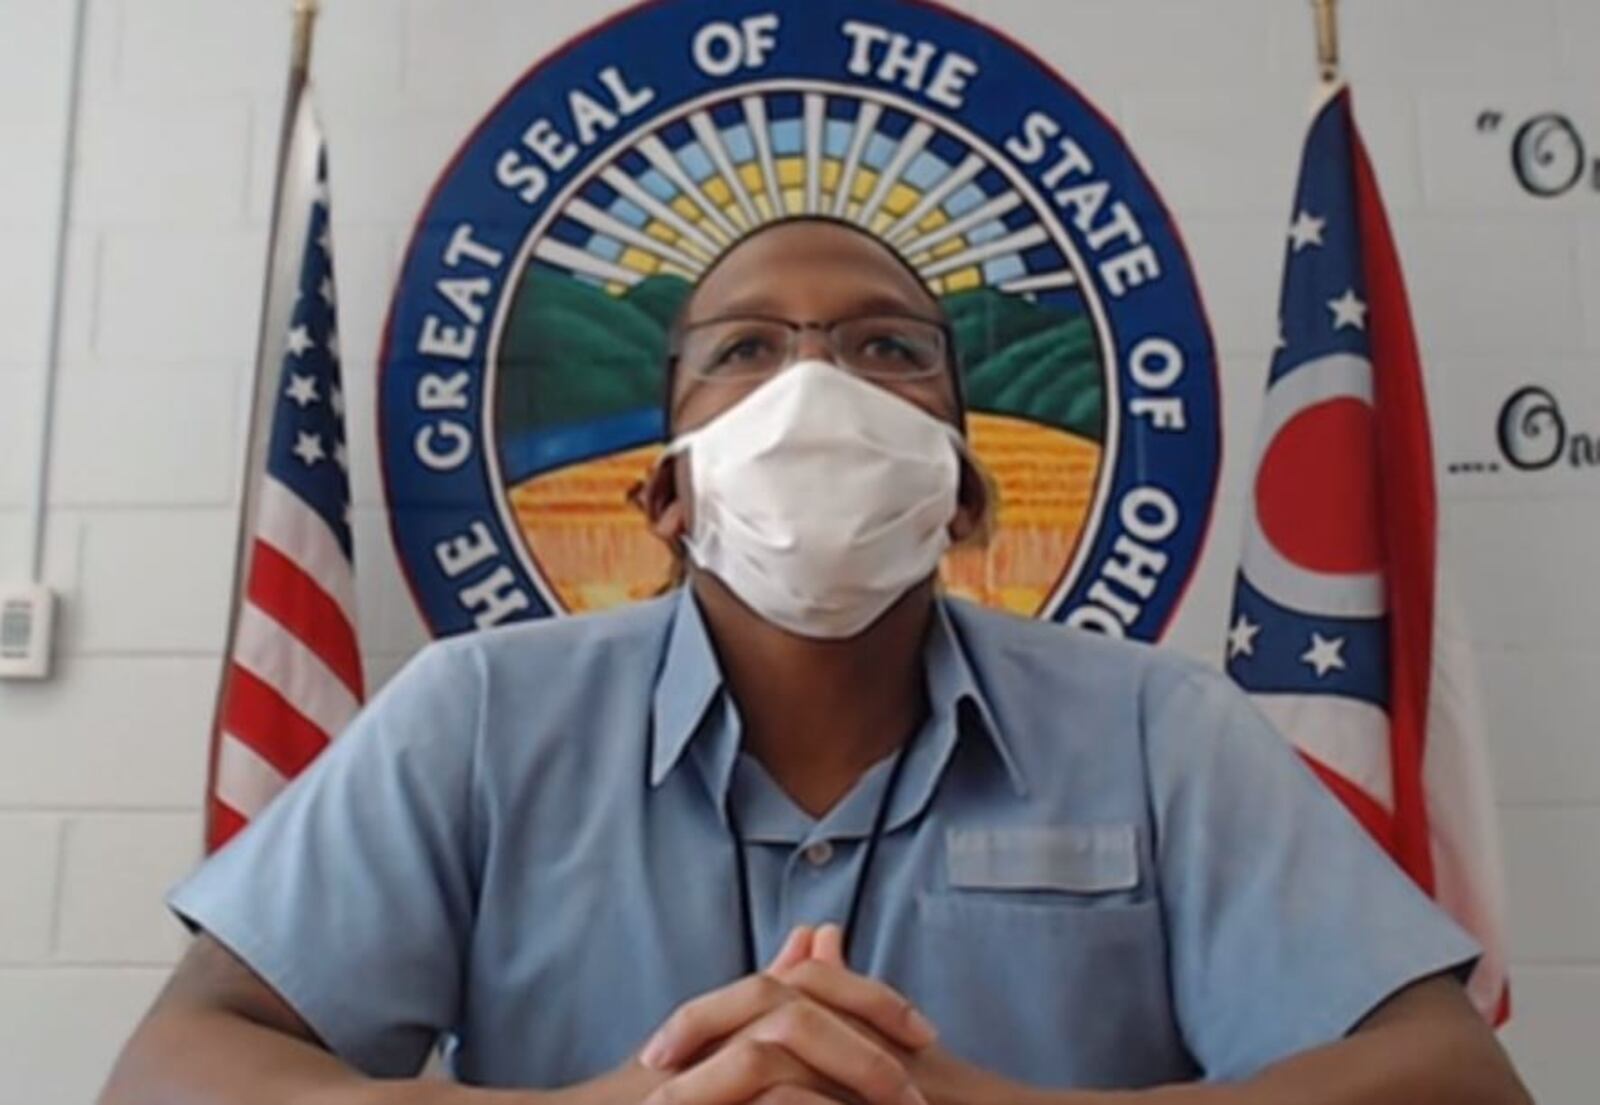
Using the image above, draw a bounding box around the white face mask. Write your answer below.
[666,360,965,639]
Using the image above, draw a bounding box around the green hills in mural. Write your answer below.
[944,287,1104,440]
[496,267,1105,445]
[498,268,682,434]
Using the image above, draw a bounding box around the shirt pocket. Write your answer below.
[944,824,1139,896]
[904,824,1186,1088]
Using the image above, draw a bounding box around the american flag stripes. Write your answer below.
[206,96,362,853]
[1227,85,1509,1023]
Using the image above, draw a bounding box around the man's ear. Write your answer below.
[949,452,996,547]
[633,453,688,546]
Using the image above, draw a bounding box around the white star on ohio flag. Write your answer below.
[319,276,336,306]
[1328,288,1368,331]
[1301,632,1348,678]
[1289,210,1326,252]
[1227,614,1261,659]
[286,324,315,357]
[285,373,319,408]
[293,431,325,467]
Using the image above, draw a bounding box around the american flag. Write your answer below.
[1226,86,1509,1022]
[206,99,362,852]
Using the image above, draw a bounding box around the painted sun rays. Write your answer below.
[530,88,1080,299]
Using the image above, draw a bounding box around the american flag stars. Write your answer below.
[1288,210,1326,252]
[286,324,314,357]
[1328,288,1369,330]
[293,431,326,467]
[260,150,353,553]
[285,373,318,408]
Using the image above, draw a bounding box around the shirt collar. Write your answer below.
[649,588,725,789]
[894,598,1030,823]
[648,589,1027,805]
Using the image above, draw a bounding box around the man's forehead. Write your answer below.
[687,222,936,319]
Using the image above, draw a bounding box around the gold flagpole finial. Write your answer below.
[290,0,321,79]
[1311,0,1341,84]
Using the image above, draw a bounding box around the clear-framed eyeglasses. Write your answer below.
[673,313,951,383]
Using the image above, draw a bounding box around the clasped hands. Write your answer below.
[623,923,1055,1105]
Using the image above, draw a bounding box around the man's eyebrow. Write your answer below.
[695,293,781,319]
[847,292,942,319]
[691,291,941,323]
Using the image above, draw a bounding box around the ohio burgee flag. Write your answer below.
[1225,84,1510,1023]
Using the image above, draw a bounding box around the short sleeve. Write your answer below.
[168,639,482,1077]
[1141,661,1479,1081]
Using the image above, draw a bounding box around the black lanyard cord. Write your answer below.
[728,735,919,976]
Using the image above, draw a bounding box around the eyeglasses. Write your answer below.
[673,313,950,383]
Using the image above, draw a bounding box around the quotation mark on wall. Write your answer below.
[1478,110,1598,199]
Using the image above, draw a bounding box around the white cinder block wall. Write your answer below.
[1,0,1596,1100]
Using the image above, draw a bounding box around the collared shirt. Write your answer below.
[170,589,1476,1091]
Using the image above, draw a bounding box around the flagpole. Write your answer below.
[290,0,320,84]
[206,0,323,846]
[1311,0,1341,85]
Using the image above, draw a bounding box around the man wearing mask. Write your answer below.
[102,218,1531,1105]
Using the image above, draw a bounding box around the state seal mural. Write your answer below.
[379,0,1221,640]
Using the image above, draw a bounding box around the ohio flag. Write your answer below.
[1226,85,1509,1023]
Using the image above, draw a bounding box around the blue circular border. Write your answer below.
[379,0,1221,640]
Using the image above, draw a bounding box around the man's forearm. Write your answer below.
[99,1008,658,1105]
[1027,983,1530,1105]
[1132,1018,1526,1105]
[98,1005,479,1105]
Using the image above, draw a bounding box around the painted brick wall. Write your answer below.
[0,1,1594,1101]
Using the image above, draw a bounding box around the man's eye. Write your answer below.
[715,337,775,363]
[864,335,917,359]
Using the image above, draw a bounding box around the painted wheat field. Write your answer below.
[507,411,1102,617]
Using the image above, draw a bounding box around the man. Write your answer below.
[102,218,1530,1105]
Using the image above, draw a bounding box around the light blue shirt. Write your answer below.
[170,589,1476,1090]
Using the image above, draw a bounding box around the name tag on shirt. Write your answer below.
[945,825,1139,894]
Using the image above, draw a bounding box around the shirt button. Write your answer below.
[802,841,835,867]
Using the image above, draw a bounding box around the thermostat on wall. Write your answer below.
[0,584,55,680]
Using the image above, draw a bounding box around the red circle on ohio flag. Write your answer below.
[1254,397,1383,575]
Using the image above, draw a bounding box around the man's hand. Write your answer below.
[636,927,938,1105]
[639,925,1083,1105]
[779,925,1071,1105]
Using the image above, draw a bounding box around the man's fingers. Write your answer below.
[776,958,937,1051]
[642,1038,826,1105]
[748,999,927,1105]
[812,923,845,967]
[767,926,815,975]
[747,1088,845,1105]
[641,974,794,1070]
